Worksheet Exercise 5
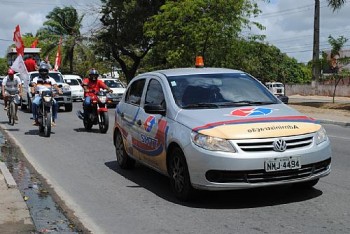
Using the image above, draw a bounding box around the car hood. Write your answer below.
[176,104,321,139]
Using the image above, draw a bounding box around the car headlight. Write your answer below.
[191,131,236,152]
[315,126,328,145]
[61,84,71,92]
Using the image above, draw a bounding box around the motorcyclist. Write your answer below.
[82,69,112,119]
[2,68,22,120]
[31,63,62,126]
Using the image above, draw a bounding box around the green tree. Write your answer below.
[144,0,263,70]
[0,58,9,75]
[37,6,84,73]
[312,0,347,87]
[98,0,165,83]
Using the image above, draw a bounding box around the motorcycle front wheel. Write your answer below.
[98,111,109,134]
[43,112,52,137]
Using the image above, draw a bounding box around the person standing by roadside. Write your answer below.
[24,55,38,72]
[2,69,22,120]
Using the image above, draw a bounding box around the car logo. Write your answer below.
[273,139,287,152]
[231,107,273,117]
[144,116,156,132]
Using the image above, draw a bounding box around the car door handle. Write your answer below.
[136,120,142,126]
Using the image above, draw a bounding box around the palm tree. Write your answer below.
[37,6,84,73]
[312,0,346,87]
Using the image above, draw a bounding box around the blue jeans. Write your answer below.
[32,96,58,121]
[83,96,92,119]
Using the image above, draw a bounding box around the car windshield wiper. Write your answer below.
[219,101,276,107]
[182,103,220,109]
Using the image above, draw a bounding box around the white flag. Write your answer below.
[11,55,30,87]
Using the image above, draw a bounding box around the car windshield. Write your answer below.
[104,80,125,88]
[167,73,279,109]
[64,79,80,86]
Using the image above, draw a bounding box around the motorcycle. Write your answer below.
[37,88,54,137]
[77,90,109,133]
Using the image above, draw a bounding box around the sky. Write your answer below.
[0,0,349,64]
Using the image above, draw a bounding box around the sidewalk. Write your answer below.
[0,162,35,233]
[0,95,349,234]
[288,95,350,126]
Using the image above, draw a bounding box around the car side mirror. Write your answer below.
[144,104,166,116]
[58,84,63,88]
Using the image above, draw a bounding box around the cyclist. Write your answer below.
[2,68,22,120]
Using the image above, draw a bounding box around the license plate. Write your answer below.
[264,156,301,172]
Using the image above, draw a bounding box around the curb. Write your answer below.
[319,119,350,127]
[0,161,17,188]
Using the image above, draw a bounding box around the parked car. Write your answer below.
[63,75,84,101]
[21,71,73,112]
[114,66,332,201]
[101,78,126,107]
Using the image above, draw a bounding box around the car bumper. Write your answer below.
[184,137,332,191]
[54,91,72,106]
[71,92,84,100]
[107,94,123,106]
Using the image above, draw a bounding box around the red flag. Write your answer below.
[13,25,24,56]
[30,38,39,48]
[54,37,62,71]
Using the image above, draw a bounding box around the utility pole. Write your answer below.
[312,0,320,94]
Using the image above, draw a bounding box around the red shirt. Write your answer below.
[24,58,37,72]
[82,78,108,97]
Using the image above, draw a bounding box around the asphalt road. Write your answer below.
[1,102,350,234]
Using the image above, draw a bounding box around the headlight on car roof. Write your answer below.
[191,131,236,152]
[315,126,328,145]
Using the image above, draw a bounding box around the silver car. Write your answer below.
[113,67,331,201]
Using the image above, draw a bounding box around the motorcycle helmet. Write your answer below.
[89,68,99,81]
[39,63,50,78]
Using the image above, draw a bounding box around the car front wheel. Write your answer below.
[168,147,195,201]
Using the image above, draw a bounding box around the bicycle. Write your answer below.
[7,91,20,125]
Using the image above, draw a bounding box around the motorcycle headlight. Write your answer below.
[191,131,236,152]
[43,96,51,102]
[315,126,328,145]
[99,96,107,103]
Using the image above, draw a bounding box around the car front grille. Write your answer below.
[236,135,313,152]
[205,158,331,183]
